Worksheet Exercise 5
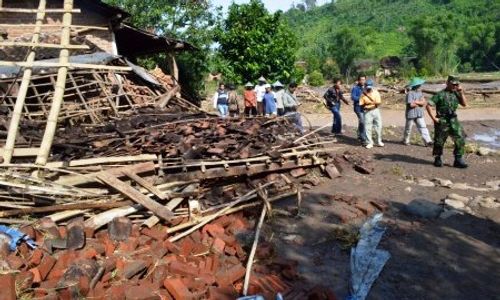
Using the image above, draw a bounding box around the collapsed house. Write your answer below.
[0,1,385,299]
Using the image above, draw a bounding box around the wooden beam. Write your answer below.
[0,61,132,71]
[2,0,47,164]
[0,147,39,157]
[96,173,175,221]
[55,162,156,186]
[0,8,80,13]
[0,201,131,218]
[124,171,168,200]
[0,42,89,50]
[45,154,157,168]
[158,85,181,108]
[0,24,108,31]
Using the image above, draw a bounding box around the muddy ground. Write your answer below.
[258,120,500,300]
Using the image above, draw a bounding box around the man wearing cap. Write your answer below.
[273,81,286,116]
[243,82,257,117]
[227,84,240,117]
[351,75,368,144]
[254,76,267,115]
[403,77,433,146]
[263,84,277,116]
[283,82,304,133]
[360,79,383,149]
[426,75,468,168]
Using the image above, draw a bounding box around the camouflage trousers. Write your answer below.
[432,117,465,156]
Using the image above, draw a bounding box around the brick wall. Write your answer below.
[0,0,114,55]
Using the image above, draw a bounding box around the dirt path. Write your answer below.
[303,107,500,128]
[262,120,500,299]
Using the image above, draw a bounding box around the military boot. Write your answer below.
[453,156,468,169]
[434,156,443,167]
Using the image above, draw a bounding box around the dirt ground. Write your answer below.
[258,119,500,299]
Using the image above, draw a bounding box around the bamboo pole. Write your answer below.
[36,0,73,167]
[0,8,80,13]
[0,61,132,71]
[3,0,47,164]
[0,24,108,30]
[0,41,89,49]
[243,205,267,296]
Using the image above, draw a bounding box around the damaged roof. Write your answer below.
[114,24,196,57]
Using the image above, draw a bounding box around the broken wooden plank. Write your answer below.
[161,158,326,182]
[158,85,181,108]
[46,154,157,168]
[142,197,184,228]
[0,201,131,218]
[56,162,156,186]
[124,171,167,200]
[97,173,174,221]
[84,204,142,230]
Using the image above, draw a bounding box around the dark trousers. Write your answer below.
[244,106,257,117]
[330,102,342,134]
[257,102,264,116]
[354,103,367,142]
[277,108,285,116]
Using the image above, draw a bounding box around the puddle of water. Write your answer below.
[472,129,500,148]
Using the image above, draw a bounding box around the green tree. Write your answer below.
[215,0,298,83]
[407,14,462,75]
[328,27,366,77]
[460,23,499,71]
[104,0,219,99]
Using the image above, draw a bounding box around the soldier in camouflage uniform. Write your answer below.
[425,75,468,168]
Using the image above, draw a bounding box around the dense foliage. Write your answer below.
[285,0,500,79]
[104,0,220,99]
[213,0,299,84]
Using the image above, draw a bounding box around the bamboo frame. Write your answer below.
[0,41,90,49]
[36,0,73,166]
[0,61,132,71]
[0,8,80,13]
[3,0,47,164]
[0,24,108,31]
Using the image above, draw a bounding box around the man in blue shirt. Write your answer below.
[351,75,368,144]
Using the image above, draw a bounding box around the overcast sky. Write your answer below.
[212,0,330,13]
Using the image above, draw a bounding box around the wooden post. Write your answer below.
[3,0,47,164]
[167,53,179,82]
[36,0,73,166]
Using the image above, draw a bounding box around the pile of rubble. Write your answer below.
[0,44,385,298]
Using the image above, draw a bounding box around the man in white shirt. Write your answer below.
[254,76,267,116]
[273,81,285,116]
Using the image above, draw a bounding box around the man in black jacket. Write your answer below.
[324,78,350,134]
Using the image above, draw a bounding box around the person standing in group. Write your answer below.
[351,75,368,144]
[212,82,229,118]
[403,77,433,146]
[273,81,286,116]
[426,75,468,168]
[243,82,257,117]
[227,84,240,117]
[282,82,304,133]
[263,84,277,116]
[323,78,349,134]
[360,79,383,149]
[254,76,267,115]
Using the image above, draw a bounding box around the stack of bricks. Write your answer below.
[0,212,297,300]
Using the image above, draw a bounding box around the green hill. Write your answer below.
[284,0,500,78]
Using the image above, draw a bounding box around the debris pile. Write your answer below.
[0,98,368,299]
